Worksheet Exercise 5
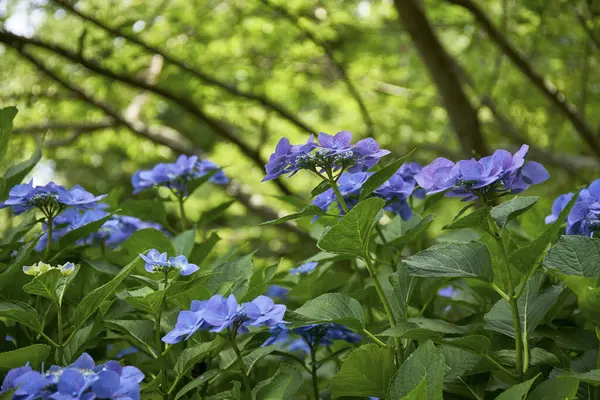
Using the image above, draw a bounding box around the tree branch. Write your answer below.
[0,30,293,196]
[51,0,316,136]
[446,0,600,159]
[576,11,600,51]
[392,0,489,158]
[13,48,311,240]
[259,0,375,138]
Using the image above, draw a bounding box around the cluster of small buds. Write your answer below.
[23,261,75,277]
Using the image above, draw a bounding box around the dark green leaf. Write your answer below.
[490,196,539,228]
[527,378,579,400]
[51,213,114,252]
[359,150,415,201]
[199,200,235,226]
[0,106,18,166]
[376,214,434,247]
[290,292,365,331]
[495,374,540,400]
[172,229,196,258]
[0,301,42,332]
[317,197,384,258]
[175,337,225,376]
[310,180,332,198]
[2,143,42,198]
[0,344,49,370]
[252,364,303,400]
[330,344,396,399]
[443,335,492,354]
[259,205,325,226]
[443,209,488,230]
[543,235,600,277]
[174,370,220,400]
[404,241,493,282]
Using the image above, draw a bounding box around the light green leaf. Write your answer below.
[0,301,42,332]
[527,378,579,400]
[330,344,396,399]
[73,256,138,328]
[205,253,254,298]
[543,235,600,277]
[105,320,155,353]
[0,106,18,166]
[259,204,325,226]
[490,196,539,228]
[243,345,278,373]
[23,268,62,303]
[0,236,38,293]
[123,229,176,259]
[290,292,365,331]
[2,143,42,198]
[359,150,415,201]
[252,364,303,400]
[484,272,562,340]
[495,374,540,400]
[404,241,493,282]
[400,377,428,400]
[443,209,488,230]
[199,200,235,226]
[441,345,481,382]
[379,319,473,340]
[387,340,445,400]
[376,214,434,247]
[0,344,49,370]
[310,180,332,198]
[389,262,418,321]
[174,370,220,400]
[175,337,225,376]
[317,197,385,258]
[172,229,196,258]
[443,335,491,354]
[125,289,166,315]
[63,324,95,363]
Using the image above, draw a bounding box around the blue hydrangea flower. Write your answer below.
[132,155,227,195]
[289,261,318,275]
[1,353,143,400]
[140,249,199,276]
[163,294,286,343]
[262,132,389,181]
[263,323,361,353]
[0,181,105,217]
[546,178,600,236]
[415,145,549,200]
[265,284,289,299]
[438,285,460,298]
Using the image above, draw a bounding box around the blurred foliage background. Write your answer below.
[0,0,599,265]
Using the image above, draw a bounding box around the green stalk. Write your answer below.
[229,330,252,396]
[486,212,524,380]
[157,272,170,400]
[595,327,600,400]
[45,215,53,261]
[56,304,63,364]
[309,344,320,400]
[178,196,189,230]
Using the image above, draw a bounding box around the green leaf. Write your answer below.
[510,189,580,273]
[310,180,332,198]
[118,199,168,226]
[492,348,559,367]
[259,204,325,226]
[443,208,488,230]
[174,337,225,376]
[106,320,155,353]
[443,335,492,354]
[63,324,95,363]
[387,340,445,399]
[125,289,166,314]
[376,214,434,247]
[242,345,278,373]
[440,345,481,382]
[51,213,114,252]
[404,241,493,282]
[330,344,396,399]
[252,364,303,400]
[495,374,540,400]
[484,272,562,340]
[186,168,221,196]
[172,229,196,258]
[204,253,254,298]
[199,200,235,226]
[0,344,50,370]
[174,370,220,400]
[2,143,42,198]
[490,196,539,228]
[290,292,365,331]
[72,256,138,328]
[190,232,220,265]
[543,235,600,277]
[0,301,42,332]
[359,150,415,201]
[400,377,428,400]
[0,239,38,292]
[379,319,473,340]
[123,229,176,259]
[23,268,62,303]
[527,378,579,400]
[389,262,418,321]
[317,197,384,258]
[560,370,600,384]
[0,106,18,166]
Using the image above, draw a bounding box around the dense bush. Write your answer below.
[2,105,600,400]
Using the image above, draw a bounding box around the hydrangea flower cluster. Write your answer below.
[140,249,199,276]
[23,261,74,277]
[415,145,549,201]
[0,353,143,400]
[0,181,106,217]
[163,294,286,344]
[263,323,361,353]
[289,261,318,275]
[313,163,421,220]
[545,178,600,236]
[132,155,228,195]
[35,205,167,251]
[263,131,389,181]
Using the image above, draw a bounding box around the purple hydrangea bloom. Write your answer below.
[438,285,460,298]
[415,145,549,200]
[546,178,600,237]
[1,353,143,400]
[132,155,228,195]
[263,323,361,354]
[265,285,289,299]
[262,132,389,181]
[0,181,105,216]
[312,172,370,214]
[289,261,318,275]
[167,255,200,276]
[163,294,286,342]
[140,249,199,276]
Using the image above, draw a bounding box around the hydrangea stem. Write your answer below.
[309,343,320,400]
[229,331,252,396]
[178,196,189,230]
[157,272,170,400]
[485,211,524,380]
[45,215,53,261]
[56,304,63,364]
[595,327,600,400]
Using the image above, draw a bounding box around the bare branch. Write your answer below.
[446,0,600,159]
[392,0,489,158]
[259,0,375,138]
[51,0,316,136]
[0,30,293,196]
